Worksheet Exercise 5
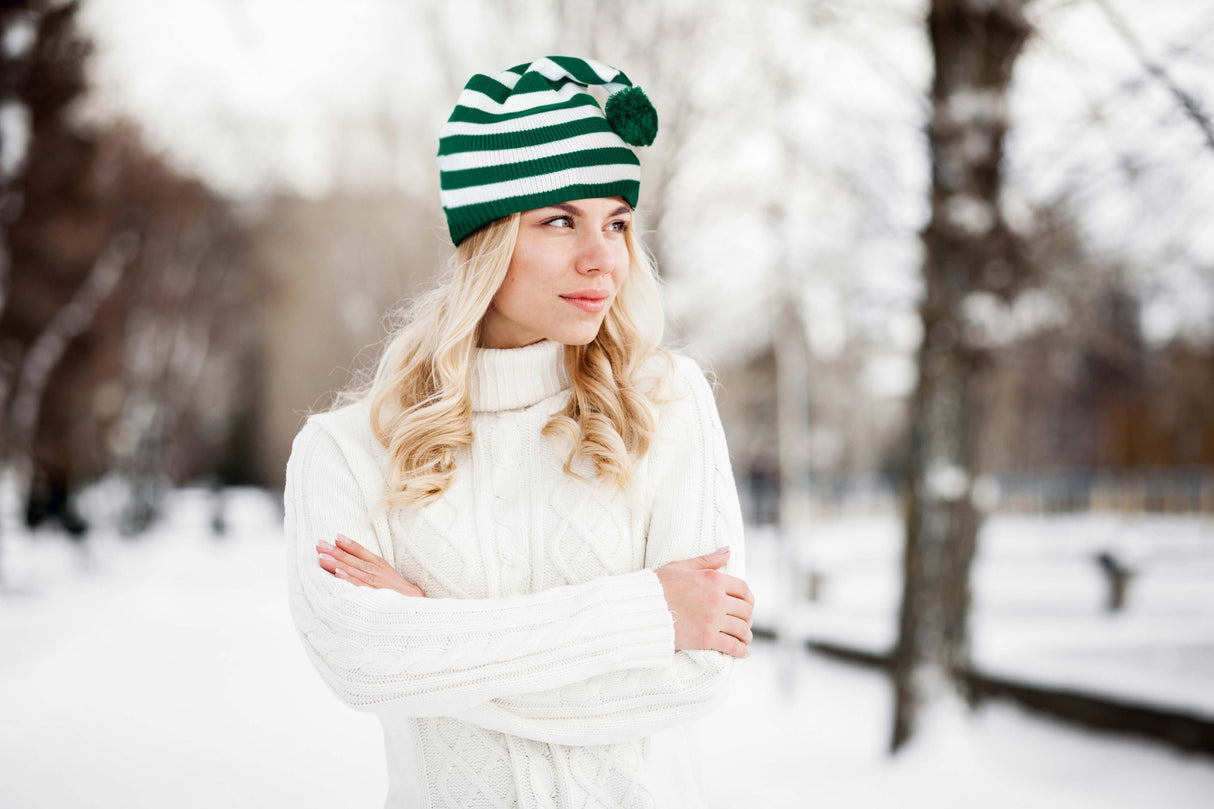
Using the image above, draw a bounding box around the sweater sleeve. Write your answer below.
[283,417,677,718]
[450,355,747,745]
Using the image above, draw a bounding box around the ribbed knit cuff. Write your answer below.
[594,567,676,671]
[447,178,641,247]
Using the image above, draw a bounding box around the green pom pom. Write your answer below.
[605,86,658,147]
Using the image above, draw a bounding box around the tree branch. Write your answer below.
[1093,0,1214,154]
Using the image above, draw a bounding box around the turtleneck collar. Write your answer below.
[470,338,571,412]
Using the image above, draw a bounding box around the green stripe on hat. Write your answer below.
[440,147,639,191]
[462,73,517,104]
[437,115,615,157]
[437,56,658,246]
[548,55,627,86]
[446,92,600,125]
[444,179,641,248]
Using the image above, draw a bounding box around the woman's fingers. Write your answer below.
[726,594,754,626]
[334,534,380,574]
[318,540,373,579]
[318,550,370,585]
[723,574,754,606]
[721,614,753,646]
[317,536,382,583]
[712,631,750,659]
[316,534,427,597]
[335,533,369,558]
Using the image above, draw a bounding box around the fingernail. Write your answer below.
[335,568,349,578]
[319,552,336,565]
[317,540,335,552]
[714,545,730,555]
[335,534,349,547]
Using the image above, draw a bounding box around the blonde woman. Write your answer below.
[284,56,754,809]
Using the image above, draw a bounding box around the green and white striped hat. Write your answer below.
[437,56,659,246]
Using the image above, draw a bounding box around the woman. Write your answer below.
[284,56,755,809]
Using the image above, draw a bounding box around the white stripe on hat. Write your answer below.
[528,56,620,85]
[439,162,641,209]
[439,103,605,138]
[457,81,587,115]
[585,57,621,83]
[437,131,628,172]
[492,69,523,90]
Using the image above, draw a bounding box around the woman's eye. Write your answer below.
[542,216,629,232]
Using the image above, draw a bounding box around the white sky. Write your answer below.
[78,0,443,197]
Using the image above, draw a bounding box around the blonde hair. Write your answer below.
[328,209,676,514]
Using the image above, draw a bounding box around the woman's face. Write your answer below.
[479,196,633,349]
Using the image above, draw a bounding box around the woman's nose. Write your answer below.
[574,229,616,274]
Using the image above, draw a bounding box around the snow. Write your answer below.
[945,193,996,235]
[1,11,36,59]
[862,353,917,399]
[1138,267,1214,348]
[749,512,1214,719]
[1,486,1212,807]
[926,461,969,501]
[701,640,1214,809]
[802,285,849,360]
[0,101,31,180]
[945,87,1007,127]
[971,473,1001,512]
[963,288,1068,347]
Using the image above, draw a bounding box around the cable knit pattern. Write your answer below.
[284,338,747,809]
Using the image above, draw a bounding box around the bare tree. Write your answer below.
[0,0,73,410]
[1093,0,1214,154]
[112,211,240,534]
[0,0,101,565]
[889,0,1033,754]
[0,4,35,329]
[0,1,251,561]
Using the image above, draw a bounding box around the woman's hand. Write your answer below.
[316,533,426,597]
[654,547,754,659]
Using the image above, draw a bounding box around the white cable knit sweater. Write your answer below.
[283,338,747,809]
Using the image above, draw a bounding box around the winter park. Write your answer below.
[2,1,1213,808]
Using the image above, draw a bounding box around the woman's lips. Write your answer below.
[560,296,607,313]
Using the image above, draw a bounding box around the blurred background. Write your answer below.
[1,0,1212,806]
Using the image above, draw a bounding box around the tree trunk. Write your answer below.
[889,0,1032,754]
[775,294,812,690]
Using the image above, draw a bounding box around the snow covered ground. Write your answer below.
[749,512,1214,718]
[1,486,1212,808]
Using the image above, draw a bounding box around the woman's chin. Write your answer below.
[546,321,603,347]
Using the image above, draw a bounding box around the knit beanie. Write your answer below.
[437,55,659,246]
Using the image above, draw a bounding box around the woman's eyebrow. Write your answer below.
[544,203,633,217]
